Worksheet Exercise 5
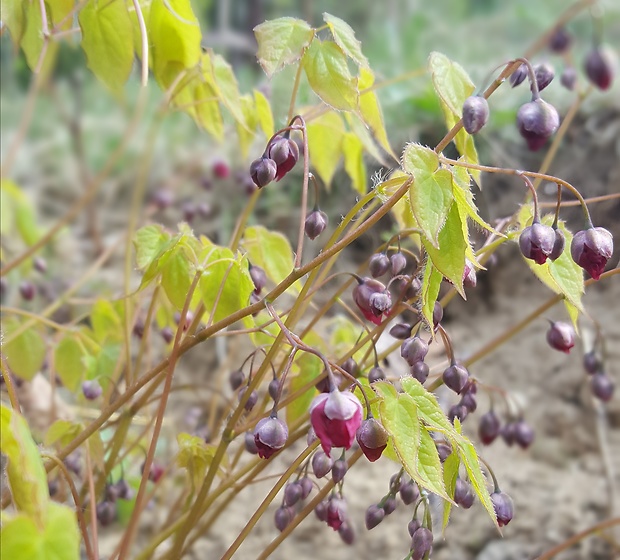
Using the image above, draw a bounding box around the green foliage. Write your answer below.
[2,318,46,381]
[421,258,443,327]
[55,335,89,392]
[0,179,41,247]
[323,13,368,68]
[307,112,345,188]
[177,433,220,489]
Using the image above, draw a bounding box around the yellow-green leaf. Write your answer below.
[177,433,219,489]
[0,179,41,246]
[287,350,322,426]
[134,224,171,270]
[442,450,460,530]
[91,299,123,343]
[420,259,443,328]
[54,336,87,392]
[323,13,368,68]
[254,89,274,138]
[358,68,396,160]
[209,52,248,130]
[1,0,26,48]
[45,420,82,448]
[2,318,46,381]
[79,0,134,92]
[254,17,314,78]
[192,61,224,141]
[342,132,366,195]
[235,93,257,159]
[161,248,193,310]
[307,111,345,188]
[303,39,358,111]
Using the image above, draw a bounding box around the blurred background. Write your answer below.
[1,0,619,559]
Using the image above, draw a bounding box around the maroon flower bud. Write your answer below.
[513,420,535,449]
[145,462,164,483]
[399,480,420,505]
[516,98,560,151]
[353,277,392,325]
[510,63,528,87]
[96,501,117,526]
[212,160,230,179]
[591,372,614,402]
[462,95,489,134]
[33,257,47,273]
[436,442,452,462]
[463,259,477,288]
[454,478,475,509]
[105,483,120,502]
[369,252,390,278]
[584,47,614,90]
[411,361,429,383]
[283,482,303,506]
[560,66,577,90]
[132,318,145,339]
[401,336,429,366]
[311,389,363,455]
[389,322,413,340]
[268,137,300,180]
[160,327,174,344]
[356,417,389,462]
[249,264,267,294]
[338,521,355,545]
[582,350,600,375]
[365,504,385,529]
[332,459,348,483]
[326,495,347,531]
[433,302,443,326]
[314,500,328,522]
[570,227,613,280]
[299,477,313,499]
[274,506,295,532]
[114,479,133,500]
[382,496,397,515]
[82,379,103,400]
[268,378,280,401]
[502,422,517,446]
[460,392,477,413]
[448,404,469,423]
[519,220,555,264]
[407,519,421,537]
[491,491,514,527]
[390,252,408,276]
[250,157,277,188]
[532,63,555,92]
[19,280,35,301]
[479,410,501,445]
[549,227,565,261]
[368,366,386,383]
[341,357,359,378]
[229,369,246,391]
[411,527,433,560]
[549,27,571,53]
[304,208,328,240]
[254,415,288,459]
[239,387,258,410]
[546,321,575,354]
[443,363,470,394]
[312,451,333,478]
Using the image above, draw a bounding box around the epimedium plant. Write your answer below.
[0,1,618,560]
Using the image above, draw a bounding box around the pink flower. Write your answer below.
[310,390,363,456]
[326,495,347,531]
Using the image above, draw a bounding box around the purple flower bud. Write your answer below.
[82,379,103,400]
[19,280,35,301]
[338,521,355,545]
[96,501,117,526]
[353,278,392,325]
[212,160,230,179]
[411,361,429,383]
[151,190,174,210]
[390,252,408,276]
[454,478,475,509]
[326,495,347,531]
[304,209,328,240]
[591,372,614,402]
[268,137,300,180]
[249,264,267,294]
[365,504,385,529]
[356,417,389,462]
[105,483,120,502]
[268,378,280,401]
[407,519,421,537]
[33,257,47,273]
[253,415,288,459]
[433,302,443,326]
[584,47,614,90]
[411,527,433,560]
[491,491,514,527]
[399,481,420,505]
[229,369,246,391]
[368,366,386,383]
[401,336,429,366]
[546,321,575,354]
[389,322,413,340]
[341,357,359,378]
[181,201,196,223]
[462,95,490,134]
[463,259,477,288]
[332,459,348,483]
[274,506,295,532]
[314,500,328,522]
[382,496,397,515]
[239,387,259,410]
[389,473,402,492]
[516,98,560,151]
[299,476,313,499]
[310,390,363,455]
[582,351,600,375]
[549,227,565,261]
[283,482,303,506]
[250,157,277,188]
[114,479,133,500]
[64,453,81,476]
[510,64,528,87]
[145,462,164,483]
[312,451,333,478]
[479,410,501,445]
[448,404,469,423]
[549,27,571,53]
[560,66,577,90]
[532,63,555,92]
[442,363,470,394]
[160,327,174,344]
[513,420,535,449]
[502,422,517,446]
[436,442,452,462]
[460,392,477,413]
[519,220,556,264]
[570,227,613,280]
[369,252,390,278]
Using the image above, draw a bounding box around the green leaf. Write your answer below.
[0,502,80,560]
[420,258,443,328]
[1,0,26,48]
[79,0,134,92]
[422,203,467,297]
[254,89,274,138]
[442,451,460,530]
[307,111,345,188]
[48,0,74,30]
[235,93,257,159]
[161,248,193,310]
[20,0,45,71]
[2,318,46,381]
[0,179,41,246]
[402,143,454,247]
[54,335,87,392]
[401,377,456,436]
[192,68,225,142]
[177,433,219,489]
[254,17,315,78]
[134,225,171,270]
[323,13,368,67]
[85,343,121,382]
[91,299,123,343]
[241,226,297,291]
[358,68,396,161]
[329,315,368,363]
[303,39,358,111]
[342,132,366,195]
[45,420,82,448]
[149,0,201,86]
[209,52,248,130]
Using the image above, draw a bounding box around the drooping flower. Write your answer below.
[310,390,363,456]
[356,417,389,462]
[253,415,288,459]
